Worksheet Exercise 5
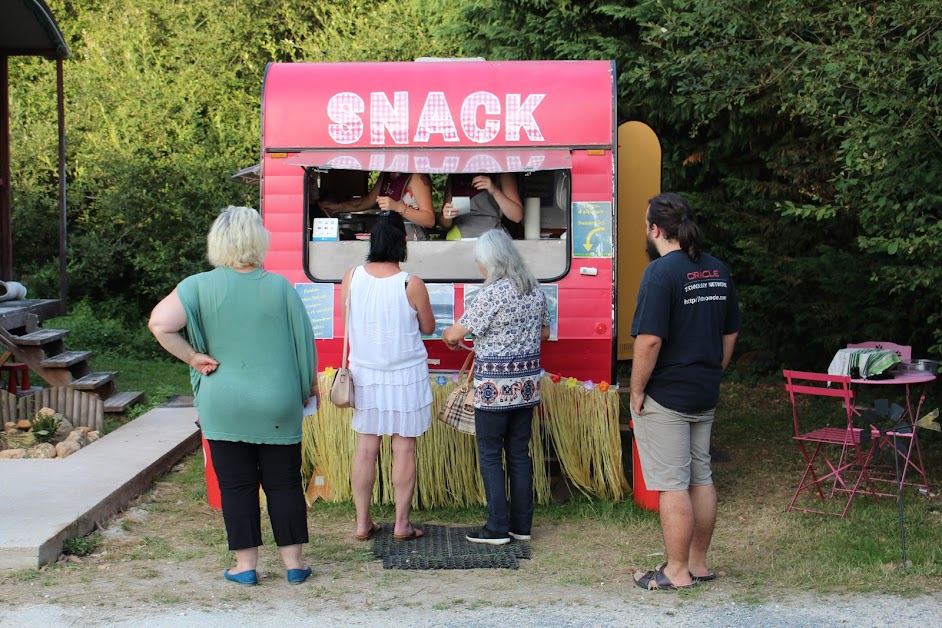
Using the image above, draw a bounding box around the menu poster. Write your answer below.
[462,283,558,341]
[312,218,339,241]
[462,284,481,312]
[540,284,559,341]
[423,283,455,339]
[462,284,482,341]
[294,283,334,339]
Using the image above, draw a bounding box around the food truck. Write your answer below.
[259,59,659,384]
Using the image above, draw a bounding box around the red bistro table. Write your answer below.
[850,371,936,493]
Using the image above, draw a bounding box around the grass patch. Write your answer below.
[44,305,193,433]
[124,536,174,561]
[130,566,161,580]
[4,569,41,583]
[93,355,191,433]
[62,534,100,557]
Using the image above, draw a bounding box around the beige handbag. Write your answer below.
[330,284,355,408]
[437,351,476,434]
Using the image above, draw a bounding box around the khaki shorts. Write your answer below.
[630,394,715,492]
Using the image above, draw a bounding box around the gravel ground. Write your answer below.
[3,590,939,627]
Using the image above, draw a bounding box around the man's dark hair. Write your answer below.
[647,192,703,262]
[366,211,408,263]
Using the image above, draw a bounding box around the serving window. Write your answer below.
[289,149,572,283]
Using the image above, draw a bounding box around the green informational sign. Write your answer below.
[571,202,613,258]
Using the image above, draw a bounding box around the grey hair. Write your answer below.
[474,229,539,295]
[206,206,270,268]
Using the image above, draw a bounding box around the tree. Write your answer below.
[9,0,460,318]
[441,0,942,363]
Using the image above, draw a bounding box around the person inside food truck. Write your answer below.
[321,172,436,239]
[438,173,523,240]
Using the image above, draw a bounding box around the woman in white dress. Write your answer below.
[340,211,435,541]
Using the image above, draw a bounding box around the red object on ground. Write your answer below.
[629,420,659,512]
[199,425,222,510]
[1,362,30,394]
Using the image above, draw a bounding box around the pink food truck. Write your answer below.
[259,59,660,383]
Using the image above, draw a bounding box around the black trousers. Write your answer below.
[207,440,309,551]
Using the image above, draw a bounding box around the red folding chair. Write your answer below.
[783,370,880,518]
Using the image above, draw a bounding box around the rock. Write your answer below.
[38,407,56,417]
[4,422,15,431]
[87,431,100,442]
[2,431,34,448]
[0,448,27,459]
[28,443,57,459]
[55,440,81,458]
[15,419,32,430]
[65,428,91,447]
[54,416,74,440]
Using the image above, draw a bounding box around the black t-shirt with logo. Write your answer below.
[630,250,742,413]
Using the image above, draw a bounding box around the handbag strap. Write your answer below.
[457,350,474,385]
[340,268,354,368]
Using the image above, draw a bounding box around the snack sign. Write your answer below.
[262,61,615,149]
[327,91,546,145]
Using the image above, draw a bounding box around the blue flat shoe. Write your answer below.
[224,569,258,586]
[287,566,313,584]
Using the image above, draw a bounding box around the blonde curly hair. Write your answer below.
[206,206,270,268]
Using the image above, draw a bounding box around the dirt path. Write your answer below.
[2,562,938,628]
[2,510,938,627]
[2,453,940,627]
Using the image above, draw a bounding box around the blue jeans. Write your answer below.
[474,406,534,535]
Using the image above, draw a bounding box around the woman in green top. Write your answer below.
[149,206,318,586]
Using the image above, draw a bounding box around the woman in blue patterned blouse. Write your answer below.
[443,229,550,545]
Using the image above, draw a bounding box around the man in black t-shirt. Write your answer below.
[630,193,741,591]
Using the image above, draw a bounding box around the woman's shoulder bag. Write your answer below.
[330,271,355,408]
[437,350,476,433]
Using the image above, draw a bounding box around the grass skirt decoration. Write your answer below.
[540,376,630,501]
[301,369,627,508]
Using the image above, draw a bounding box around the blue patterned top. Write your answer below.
[459,278,550,410]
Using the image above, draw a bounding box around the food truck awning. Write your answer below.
[282,148,572,173]
[230,163,260,184]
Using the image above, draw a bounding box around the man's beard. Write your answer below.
[646,234,660,261]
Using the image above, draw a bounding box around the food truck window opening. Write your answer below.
[299,159,572,284]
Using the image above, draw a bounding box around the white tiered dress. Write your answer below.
[348,266,432,437]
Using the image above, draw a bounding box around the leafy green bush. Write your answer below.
[46,299,170,361]
[62,534,99,557]
[29,410,62,443]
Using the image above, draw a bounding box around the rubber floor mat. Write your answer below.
[370,523,530,570]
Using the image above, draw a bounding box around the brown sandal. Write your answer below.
[392,526,424,541]
[355,522,380,542]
